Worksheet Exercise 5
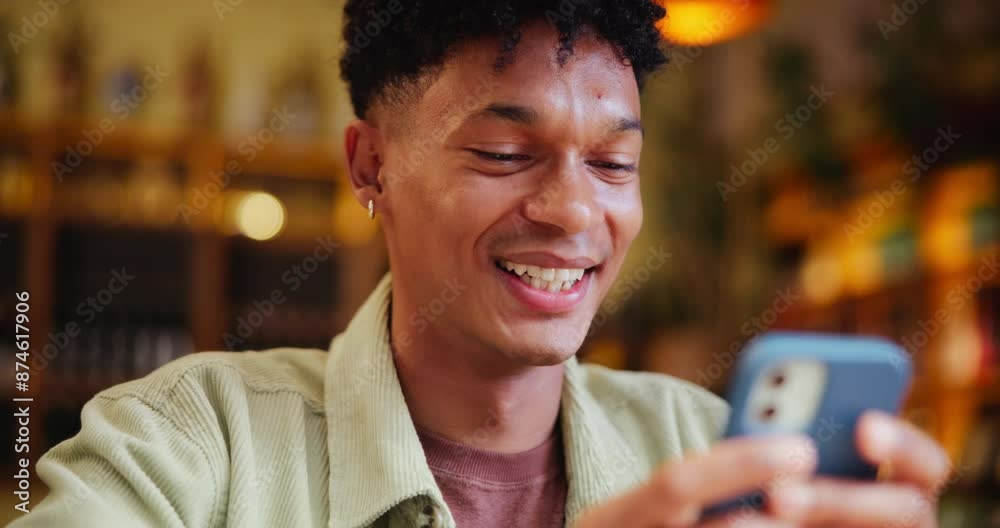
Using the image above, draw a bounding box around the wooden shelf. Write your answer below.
[45,116,207,163]
[227,139,342,182]
[1,110,343,181]
[0,109,390,463]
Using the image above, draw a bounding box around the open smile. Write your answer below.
[493,258,598,313]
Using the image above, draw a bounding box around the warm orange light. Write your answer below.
[657,0,773,46]
[923,215,971,273]
[841,243,882,296]
[801,252,842,306]
[225,191,287,241]
[919,161,995,272]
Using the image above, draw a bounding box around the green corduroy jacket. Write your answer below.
[10,273,729,527]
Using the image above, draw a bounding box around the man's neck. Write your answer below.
[390,303,564,454]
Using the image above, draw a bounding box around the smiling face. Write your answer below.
[365,20,644,367]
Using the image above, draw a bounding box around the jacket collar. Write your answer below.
[325,272,639,528]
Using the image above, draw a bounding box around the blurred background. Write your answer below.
[0,0,997,525]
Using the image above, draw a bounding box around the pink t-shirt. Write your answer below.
[415,425,567,528]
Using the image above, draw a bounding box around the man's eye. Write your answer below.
[588,160,637,172]
[468,149,530,162]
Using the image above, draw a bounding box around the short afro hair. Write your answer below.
[339,0,669,119]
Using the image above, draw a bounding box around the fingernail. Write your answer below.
[865,411,899,459]
[772,485,813,517]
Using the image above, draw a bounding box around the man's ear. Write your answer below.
[344,119,384,208]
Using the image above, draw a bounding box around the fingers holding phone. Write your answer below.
[574,331,951,528]
[856,410,953,494]
[765,412,951,527]
[573,435,817,528]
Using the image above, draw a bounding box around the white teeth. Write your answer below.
[498,258,591,293]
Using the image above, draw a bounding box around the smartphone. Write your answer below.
[705,331,913,516]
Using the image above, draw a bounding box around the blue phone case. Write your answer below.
[705,331,913,517]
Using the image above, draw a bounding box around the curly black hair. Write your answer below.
[339,0,669,119]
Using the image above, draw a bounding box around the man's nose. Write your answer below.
[520,161,599,235]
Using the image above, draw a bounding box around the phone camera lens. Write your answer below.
[770,372,785,387]
[760,406,777,421]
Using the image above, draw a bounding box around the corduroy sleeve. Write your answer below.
[8,393,222,528]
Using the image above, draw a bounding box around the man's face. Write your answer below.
[379,20,643,366]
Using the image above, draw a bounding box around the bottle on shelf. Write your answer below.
[0,17,19,109]
[52,14,90,115]
[181,35,219,131]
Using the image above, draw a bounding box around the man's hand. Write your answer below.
[574,411,952,527]
[767,410,952,527]
[574,435,818,527]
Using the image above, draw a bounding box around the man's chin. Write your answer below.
[493,328,588,367]
[505,348,575,367]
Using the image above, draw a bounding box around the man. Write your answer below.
[14,1,951,527]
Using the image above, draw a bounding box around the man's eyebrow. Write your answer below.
[612,117,644,136]
[470,103,541,126]
[465,104,643,136]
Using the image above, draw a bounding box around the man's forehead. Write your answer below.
[381,22,640,137]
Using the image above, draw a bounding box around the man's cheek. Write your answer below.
[604,190,643,245]
[593,262,622,308]
[624,196,644,241]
